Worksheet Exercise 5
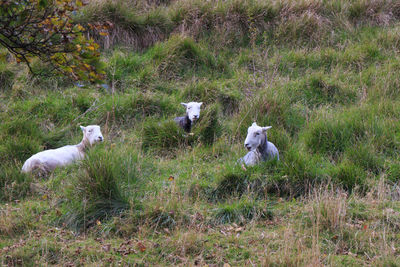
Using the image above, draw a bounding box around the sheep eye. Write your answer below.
[255,133,260,136]
[88,129,93,133]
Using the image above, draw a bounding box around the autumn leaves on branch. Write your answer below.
[0,0,109,82]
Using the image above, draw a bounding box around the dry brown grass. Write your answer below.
[78,0,400,50]
[308,184,348,232]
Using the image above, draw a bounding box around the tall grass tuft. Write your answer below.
[310,184,348,232]
[142,119,187,152]
[151,35,227,79]
[279,148,328,196]
[344,143,384,174]
[182,80,241,115]
[211,167,253,200]
[61,149,135,232]
[330,160,367,191]
[192,103,221,145]
[302,109,366,158]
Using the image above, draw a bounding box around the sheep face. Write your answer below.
[244,122,271,151]
[181,102,203,122]
[80,125,104,145]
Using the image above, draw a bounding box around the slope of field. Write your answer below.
[1,0,400,265]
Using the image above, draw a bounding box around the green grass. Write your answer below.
[2,0,400,265]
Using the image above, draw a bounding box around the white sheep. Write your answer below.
[238,122,279,166]
[21,125,103,175]
[174,102,203,132]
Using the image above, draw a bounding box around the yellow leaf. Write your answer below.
[87,45,95,51]
[168,176,174,181]
[99,31,108,36]
[76,44,81,51]
[42,194,48,200]
[96,220,101,225]
[223,264,231,267]
[76,25,85,31]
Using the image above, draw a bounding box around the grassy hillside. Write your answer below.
[1,0,400,265]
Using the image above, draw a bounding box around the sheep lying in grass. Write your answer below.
[238,122,279,166]
[174,102,203,132]
[21,125,103,175]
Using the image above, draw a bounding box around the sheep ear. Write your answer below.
[80,126,86,132]
[252,122,258,127]
[181,102,188,107]
[262,126,272,132]
[199,102,203,106]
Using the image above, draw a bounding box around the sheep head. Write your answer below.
[80,125,104,146]
[244,122,271,151]
[181,102,203,122]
